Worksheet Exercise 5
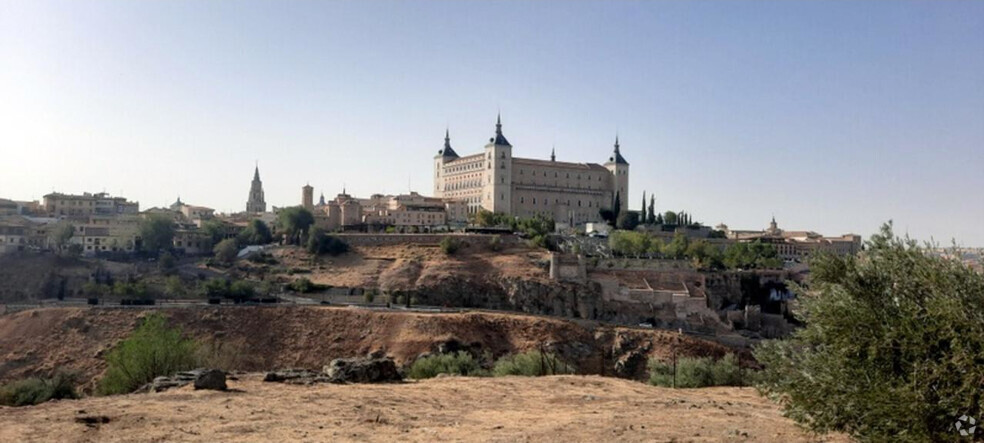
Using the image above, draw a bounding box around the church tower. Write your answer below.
[604,135,629,213]
[246,165,267,213]
[483,113,513,214]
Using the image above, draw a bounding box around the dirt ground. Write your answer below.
[0,374,849,443]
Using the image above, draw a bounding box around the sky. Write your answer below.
[1,1,982,245]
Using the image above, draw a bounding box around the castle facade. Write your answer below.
[433,116,628,225]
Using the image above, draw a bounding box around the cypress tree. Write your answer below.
[613,191,622,220]
[648,194,656,225]
[641,191,647,225]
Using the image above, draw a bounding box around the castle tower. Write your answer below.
[302,183,314,210]
[604,135,629,213]
[433,128,459,198]
[483,113,513,214]
[246,165,266,213]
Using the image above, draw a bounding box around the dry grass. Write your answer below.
[0,374,850,443]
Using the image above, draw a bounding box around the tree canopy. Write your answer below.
[138,214,175,254]
[754,223,984,442]
[239,219,272,245]
[276,207,314,244]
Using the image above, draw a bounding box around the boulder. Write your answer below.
[263,368,321,383]
[194,369,227,391]
[323,357,402,383]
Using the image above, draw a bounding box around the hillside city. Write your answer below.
[1,2,981,443]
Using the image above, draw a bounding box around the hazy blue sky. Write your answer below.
[1,1,982,244]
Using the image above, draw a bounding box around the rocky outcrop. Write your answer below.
[323,357,401,383]
[139,368,227,393]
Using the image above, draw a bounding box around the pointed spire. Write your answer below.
[440,127,459,158]
[253,163,260,181]
[608,134,628,165]
[550,145,556,162]
[492,113,511,146]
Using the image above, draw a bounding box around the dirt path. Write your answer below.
[0,374,848,443]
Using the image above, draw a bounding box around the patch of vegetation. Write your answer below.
[307,228,349,256]
[277,207,314,245]
[439,237,461,255]
[492,351,575,377]
[407,352,488,379]
[0,373,78,407]
[647,354,744,388]
[238,219,273,246]
[139,214,175,255]
[288,277,327,293]
[98,314,198,395]
[754,223,984,443]
[247,252,278,264]
[212,238,239,264]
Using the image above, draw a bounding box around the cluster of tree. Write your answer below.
[608,231,782,270]
[82,280,151,298]
[472,210,555,248]
[276,207,315,245]
[754,223,984,442]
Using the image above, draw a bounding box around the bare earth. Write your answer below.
[0,374,848,443]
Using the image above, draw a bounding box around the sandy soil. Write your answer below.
[0,374,849,443]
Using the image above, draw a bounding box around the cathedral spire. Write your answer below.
[551,145,556,162]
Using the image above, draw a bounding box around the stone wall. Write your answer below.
[336,233,517,247]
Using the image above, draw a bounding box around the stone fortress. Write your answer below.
[433,115,629,226]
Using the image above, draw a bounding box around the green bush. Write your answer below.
[648,354,743,388]
[407,352,487,379]
[754,223,984,442]
[213,238,239,264]
[307,228,349,256]
[439,237,460,255]
[0,373,78,407]
[289,278,323,293]
[98,314,198,395]
[492,351,575,377]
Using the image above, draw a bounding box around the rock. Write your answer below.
[263,368,321,383]
[323,357,402,383]
[194,369,227,391]
[367,349,386,359]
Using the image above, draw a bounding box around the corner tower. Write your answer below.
[483,114,513,214]
[604,135,629,212]
[433,128,458,198]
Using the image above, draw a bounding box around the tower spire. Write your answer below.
[551,145,556,162]
[492,113,511,146]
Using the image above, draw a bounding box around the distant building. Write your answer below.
[42,192,139,218]
[246,166,267,213]
[721,217,862,260]
[362,192,468,230]
[433,115,629,226]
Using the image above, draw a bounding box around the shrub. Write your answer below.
[440,237,460,255]
[98,314,198,395]
[488,236,503,252]
[492,351,575,377]
[407,352,487,379]
[648,354,743,388]
[289,278,314,293]
[364,289,377,304]
[307,228,349,256]
[200,278,230,298]
[213,238,239,264]
[0,373,78,407]
[229,280,255,299]
[754,223,984,442]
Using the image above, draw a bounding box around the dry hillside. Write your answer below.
[0,306,735,391]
